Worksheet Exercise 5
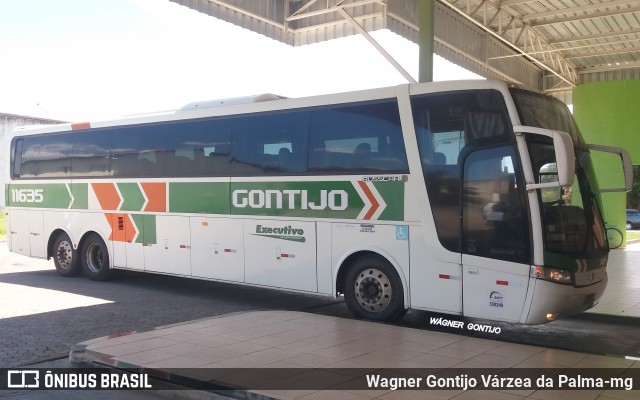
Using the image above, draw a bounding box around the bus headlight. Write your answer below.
[530,266,573,285]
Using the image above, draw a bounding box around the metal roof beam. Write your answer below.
[490,37,640,58]
[566,44,640,59]
[549,27,640,44]
[529,4,640,27]
[286,0,382,22]
[499,0,535,6]
[289,0,320,18]
[205,0,285,29]
[523,0,638,21]
[336,7,417,83]
[439,0,577,85]
[578,60,640,73]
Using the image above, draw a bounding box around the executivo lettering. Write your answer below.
[253,225,306,243]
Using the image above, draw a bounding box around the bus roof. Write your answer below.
[10,80,514,137]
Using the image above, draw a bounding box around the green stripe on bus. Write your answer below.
[142,215,157,244]
[168,182,229,214]
[70,183,88,210]
[7,180,405,221]
[128,214,157,244]
[130,214,145,244]
[229,181,363,219]
[7,183,72,209]
[374,181,404,221]
[118,183,145,212]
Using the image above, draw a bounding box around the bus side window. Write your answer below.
[165,118,232,177]
[308,100,408,174]
[19,137,40,178]
[11,139,23,178]
[202,143,231,176]
[231,110,310,176]
[111,126,167,178]
[71,130,113,177]
[37,134,72,178]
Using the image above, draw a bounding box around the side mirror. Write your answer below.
[513,126,575,189]
[587,144,633,192]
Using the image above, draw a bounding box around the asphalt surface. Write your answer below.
[0,245,337,368]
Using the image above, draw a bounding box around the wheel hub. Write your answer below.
[85,243,104,273]
[355,268,392,312]
[56,241,73,270]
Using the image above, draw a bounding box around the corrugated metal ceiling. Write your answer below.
[170,0,640,98]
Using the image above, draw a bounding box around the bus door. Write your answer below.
[461,146,531,322]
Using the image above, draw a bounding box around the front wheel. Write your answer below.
[52,233,82,277]
[344,255,406,321]
[81,233,116,281]
[627,222,633,231]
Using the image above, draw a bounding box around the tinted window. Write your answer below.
[18,137,39,178]
[72,130,113,177]
[37,134,72,177]
[462,146,529,263]
[231,110,310,175]
[412,91,512,251]
[309,100,408,173]
[111,125,167,178]
[11,139,23,178]
[510,89,583,147]
[13,134,71,178]
[165,118,232,177]
[12,99,410,180]
[528,138,607,257]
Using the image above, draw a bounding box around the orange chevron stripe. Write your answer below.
[141,182,166,212]
[106,213,137,242]
[358,181,379,220]
[92,183,121,210]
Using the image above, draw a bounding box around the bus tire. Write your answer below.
[344,255,406,321]
[80,233,116,281]
[52,232,82,277]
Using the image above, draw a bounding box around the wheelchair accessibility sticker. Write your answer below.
[396,226,408,241]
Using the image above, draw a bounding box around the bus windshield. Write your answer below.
[510,89,608,261]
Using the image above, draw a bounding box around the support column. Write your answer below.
[418,0,435,83]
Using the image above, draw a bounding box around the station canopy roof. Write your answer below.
[170,0,640,102]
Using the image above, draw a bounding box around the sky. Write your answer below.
[0,0,481,122]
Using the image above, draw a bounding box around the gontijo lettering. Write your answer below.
[232,189,348,211]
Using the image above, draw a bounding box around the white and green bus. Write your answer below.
[4,80,632,324]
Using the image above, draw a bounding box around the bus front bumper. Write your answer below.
[524,274,607,324]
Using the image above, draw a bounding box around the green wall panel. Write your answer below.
[573,80,640,247]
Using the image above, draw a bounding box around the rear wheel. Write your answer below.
[81,233,116,281]
[52,233,82,277]
[344,255,406,321]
